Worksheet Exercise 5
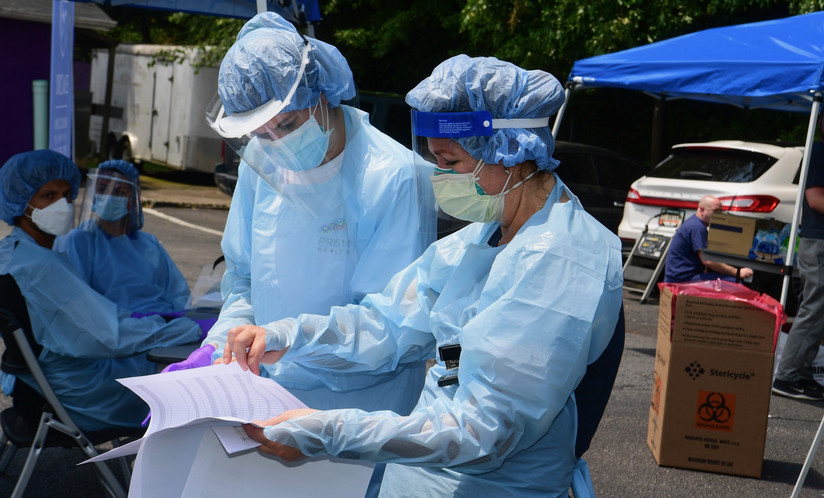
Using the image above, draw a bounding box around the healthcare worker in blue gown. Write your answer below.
[226,55,623,497]
[54,159,191,314]
[0,150,205,431]
[187,12,435,414]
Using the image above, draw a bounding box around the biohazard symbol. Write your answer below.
[698,392,731,423]
[685,361,705,380]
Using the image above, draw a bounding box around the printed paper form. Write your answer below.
[121,362,307,435]
[83,363,374,497]
[83,362,307,463]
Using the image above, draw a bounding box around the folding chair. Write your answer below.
[0,274,142,498]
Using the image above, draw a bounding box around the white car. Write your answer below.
[617,140,803,251]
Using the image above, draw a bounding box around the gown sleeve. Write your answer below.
[9,239,201,358]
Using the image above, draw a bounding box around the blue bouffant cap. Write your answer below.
[218,12,356,116]
[406,54,565,171]
[0,150,80,225]
[99,159,140,184]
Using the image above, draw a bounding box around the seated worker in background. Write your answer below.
[0,150,205,431]
[171,12,435,415]
[664,194,753,283]
[226,55,623,497]
[54,160,191,314]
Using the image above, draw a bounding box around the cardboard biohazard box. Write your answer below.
[647,281,784,478]
[706,213,788,263]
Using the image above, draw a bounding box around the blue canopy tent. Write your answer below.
[553,10,824,309]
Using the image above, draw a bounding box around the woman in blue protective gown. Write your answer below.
[189,12,435,415]
[54,159,191,314]
[0,150,203,431]
[225,55,624,496]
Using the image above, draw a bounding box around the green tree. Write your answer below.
[96,1,824,163]
[457,0,822,76]
[316,0,468,93]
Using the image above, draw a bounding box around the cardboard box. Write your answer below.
[647,285,779,478]
[706,213,787,262]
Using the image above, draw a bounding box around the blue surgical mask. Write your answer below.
[92,194,129,222]
[261,115,331,171]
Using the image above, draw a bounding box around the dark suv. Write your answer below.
[553,141,648,234]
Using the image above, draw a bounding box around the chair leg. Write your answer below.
[110,437,133,485]
[11,412,52,498]
[0,447,16,474]
[90,460,128,498]
[0,430,13,473]
[54,422,128,498]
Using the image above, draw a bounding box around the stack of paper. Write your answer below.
[85,363,374,497]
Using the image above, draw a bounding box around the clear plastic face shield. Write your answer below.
[411,110,550,232]
[78,170,141,236]
[206,41,350,218]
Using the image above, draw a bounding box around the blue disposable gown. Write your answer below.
[206,106,434,413]
[254,178,623,496]
[0,227,202,431]
[55,223,191,313]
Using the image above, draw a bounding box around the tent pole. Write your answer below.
[781,93,822,307]
[551,86,572,139]
[256,0,267,14]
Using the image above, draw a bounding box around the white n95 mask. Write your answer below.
[27,197,74,235]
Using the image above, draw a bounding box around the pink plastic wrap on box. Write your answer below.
[658,279,786,351]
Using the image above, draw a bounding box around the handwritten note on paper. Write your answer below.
[212,425,262,453]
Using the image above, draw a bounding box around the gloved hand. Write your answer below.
[161,344,216,373]
[193,318,218,341]
[145,344,218,426]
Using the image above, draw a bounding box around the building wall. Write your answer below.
[0,18,95,166]
[0,18,51,165]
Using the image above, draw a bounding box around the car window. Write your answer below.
[555,151,597,186]
[592,154,646,189]
[647,148,776,183]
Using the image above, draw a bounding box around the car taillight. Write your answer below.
[717,195,780,213]
[625,188,699,210]
[221,141,227,163]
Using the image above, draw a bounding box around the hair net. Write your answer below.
[0,149,81,225]
[406,54,565,171]
[98,159,140,185]
[218,12,356,116]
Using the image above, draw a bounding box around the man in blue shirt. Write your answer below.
[773,113,824,401]
[664,194,754,283]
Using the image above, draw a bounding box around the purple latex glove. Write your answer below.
[161,344,216,373]
[193,318,218,341]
